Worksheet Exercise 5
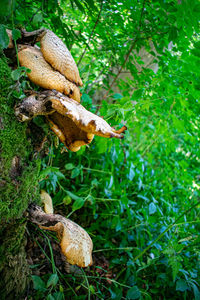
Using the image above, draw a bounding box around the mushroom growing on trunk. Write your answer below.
[28,204,93,268]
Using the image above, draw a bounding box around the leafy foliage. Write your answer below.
[1,0,200,299]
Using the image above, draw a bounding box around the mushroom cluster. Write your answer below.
[13,28,127,152]
[6,28,127,267]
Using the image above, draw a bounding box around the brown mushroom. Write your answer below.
[15,91,127,152]
[39,29,83,86]
[41,190,54,214]
[48,91,127,139]
[28,204,93,268]
[47,112,94,152]
[18,46,81,102]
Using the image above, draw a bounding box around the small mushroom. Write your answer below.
[18,46,81,102]
[28,204,93,268]
[38,29,83,86]
[41,190,54,214]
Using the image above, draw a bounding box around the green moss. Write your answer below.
[0,221,29,299]
[0,56,40,220]
[0,55,42,298]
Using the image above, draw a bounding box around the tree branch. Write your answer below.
[103,0,147,99]
[77,0,103,66]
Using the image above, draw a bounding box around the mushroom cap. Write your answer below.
[41,190,54,214]
[40,217,93,267]
[40,29,83,86]
[60,218,93,267]
[18,46,81,102]
[48,92,127,139]
[47,112,94,152]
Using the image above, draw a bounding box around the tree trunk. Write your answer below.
[0,55,40,299]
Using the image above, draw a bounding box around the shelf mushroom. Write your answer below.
[18,46,81,102]
[15,90,127,151]
[28,204,93,268]
[38,29,83,86]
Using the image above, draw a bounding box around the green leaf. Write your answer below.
[72,197,85,211]
[191,48,200,58]
[12,28,21,41]
[47,295,55,300]
[47,273,59,288]
[0,25,9,49]
[176,279,188,292]
[0,0,14,16]
[113,93,123,100]
[193,3,200,12]
[11,69,21,81]
[71,167,80,178]
[63,195,72,205]
[53,291,64,300]
[39,167,65,180]
[127,286,141,299]
[149,202,157,215]
[169,26,178,41]
[31,275,46,292]
[33,12,43,24]
[65,163,75,170]
[74,0,85,12]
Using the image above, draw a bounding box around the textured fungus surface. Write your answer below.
[39,29,83,86]
[29,205,93,267]
[18,46,81,102]
[15,91,126,152]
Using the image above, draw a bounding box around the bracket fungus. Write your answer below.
[15,90,126,151]
[28,204,93,268]
[10,27,127,151]
[38,29,83,87]
[18,46,81,102]
[7,27,128,269]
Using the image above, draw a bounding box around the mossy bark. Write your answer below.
[0,56,40,298]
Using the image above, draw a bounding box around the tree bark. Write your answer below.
[0,55,40,298]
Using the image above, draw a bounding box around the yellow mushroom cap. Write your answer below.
[40,217,93,267]
[40,190,54,214]
[40,29,83,86]
[18,45,81,102]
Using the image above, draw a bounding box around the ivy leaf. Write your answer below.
[11,69,22,81]
[71,167,80,178]
[33,12,43,24]
[66,190,85,210]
